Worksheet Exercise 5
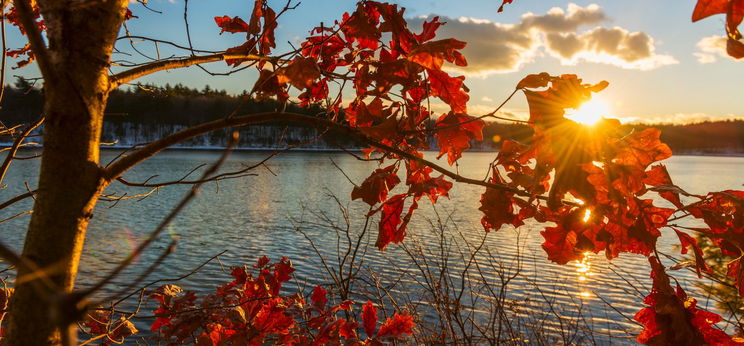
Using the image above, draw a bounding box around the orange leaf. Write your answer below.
[516,72,551,89]
[408,38,467,70]
[277,57,320,89]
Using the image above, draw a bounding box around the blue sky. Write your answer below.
[5,0,742,123]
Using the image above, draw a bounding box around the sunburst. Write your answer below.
[566,98,610,126]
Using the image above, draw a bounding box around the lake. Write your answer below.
[2,150,743,343]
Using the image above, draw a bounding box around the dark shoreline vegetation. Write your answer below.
[3,80,743,154]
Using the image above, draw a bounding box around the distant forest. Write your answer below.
[2,78,743,154]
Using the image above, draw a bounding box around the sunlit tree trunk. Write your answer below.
[5,1,127,344]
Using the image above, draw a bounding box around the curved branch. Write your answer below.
[0,190,36,210]
[102,112,536,198]
[115,35,220,54]
[108,52,282,90]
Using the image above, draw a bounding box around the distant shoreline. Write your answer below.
[101,146,744,158]
[8,144,744,157]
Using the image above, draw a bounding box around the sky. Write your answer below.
[5,0,743,124]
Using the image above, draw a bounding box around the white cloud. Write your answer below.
[694,36,742,64]
[408,3,677,76]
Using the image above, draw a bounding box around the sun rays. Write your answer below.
[566,97,610,126]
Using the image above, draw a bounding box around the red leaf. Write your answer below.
[415,16,444,43]
[692,0,729,21]
[614,128,672,169]
[371,2,416,53]
[248,0,263,35]
[276,57,320,90]
[541,223,580,265]
[341,3,382,50]
[357,117,401,143]
[214,16,250,34]
[376,313,415,339]
[427,69,469,114]
[727,257,744,296]
[498,0,515,13]
[251,69,288,102]
[728,37,744,58]
[539,207,603,264]
[408,38,467,70]
[339,320,359,339]
[311,285,328,307]
[351,164,400,206]
[672,229,710,278]
[124,9,136,21]
[259,6,278,56]
[362,301,378,338]
[479,171,521,232]
[691,0,744,59]
[224,41,256,67]
[408,174,452,203]
[634,256,707,345]
[644,164,684,208]
[375,194,406,250]
[435,112,484,165]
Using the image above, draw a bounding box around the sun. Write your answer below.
[566,98,610,126]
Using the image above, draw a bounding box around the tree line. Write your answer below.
[2,79,742,154]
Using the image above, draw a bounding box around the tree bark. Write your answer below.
[5,1,128,344]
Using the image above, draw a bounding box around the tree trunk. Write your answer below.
[5,1,127,344]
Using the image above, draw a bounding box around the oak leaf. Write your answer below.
[376,313,415,339]
[214,16,250,34]
[277,57,320,90]
[435,112,484,165]
[362,301,378,337]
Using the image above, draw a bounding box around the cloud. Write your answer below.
[518,3,606,33]
[694,36,742,64]
[408,3,677,76]
[544,27,679,70]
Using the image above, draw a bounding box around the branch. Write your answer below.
[11,0,53,80]
[79,133,239,299]
[108,52,282,90]
[0,116,43,185]
[0,190,36,210]
[102,112,538,199]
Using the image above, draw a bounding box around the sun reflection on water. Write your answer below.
[576,252,594,298]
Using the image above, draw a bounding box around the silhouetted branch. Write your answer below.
[79,133,239,299]
[0,190,36,210]
[0,116,43,185]
[103,112,551,202]
[108,53,283,90]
